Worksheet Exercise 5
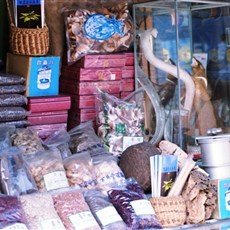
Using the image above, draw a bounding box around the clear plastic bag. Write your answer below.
[68,120,108,159]
[96,89,145,156]
[10,127,45,155]
[0,107,28,122]
[0,147,38,196]
[0,125,15,151]
[63,1,133,63]
[84,189,127,230]
[43,128,72,159]
[94,154,126,195]
[51,187,101,230]
[108,178,162,229]
[0,85,26,94]
[63,151,97,189]
[23,148,69,192]
[0,94,28,107]
[0,73,25,86]
[0,194,27,229]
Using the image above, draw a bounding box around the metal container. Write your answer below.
[201,164,230,180]
[195,134,230,166]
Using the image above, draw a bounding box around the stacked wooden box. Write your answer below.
[27,95,71,139]
[120,52,135,98]
[60,53,134,130]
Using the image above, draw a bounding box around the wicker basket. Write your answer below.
[6,0,49,56]
[149,196,187,227]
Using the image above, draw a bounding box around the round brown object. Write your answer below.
[119,142,161,192]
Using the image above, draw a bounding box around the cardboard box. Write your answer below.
[61,66,122,81]
[27,95,71,113]
[6,53,60,96]
[212,178,230,219]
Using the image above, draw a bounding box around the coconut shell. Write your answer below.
[118,142,161,192]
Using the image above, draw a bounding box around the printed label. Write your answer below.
[130,199,156,216]
[96,206,123,226]
[43,171,69,191]
[2,223,28,230]
[41,218,66,230]
[69,211,98,229]
[37,61,52,90]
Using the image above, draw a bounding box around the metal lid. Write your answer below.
[195,134,230,144]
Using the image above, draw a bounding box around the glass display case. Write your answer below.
[132,0,230,153]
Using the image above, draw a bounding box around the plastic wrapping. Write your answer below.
[94,155,126,194]
[0,194,27,229]
[20,192,66,230]
[68,120,108,159]
[0,85,26,94]
[0,147,38,196]
[0,107,28,122]
[84,189,127,230]
[23,148,69,192]
[63,151,97,189]
[43,128,72,159]
[0,73,25,86]
[10,128,45,155]
[63,1,133,64]
[0,120,30,128]
[96,89,145,156]
[0,125,15,151]
[52,187,101,230]
[0,94,28,107]
[108,178,162,229]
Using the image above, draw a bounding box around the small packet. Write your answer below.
[0,147,38,196]
[64,151,97,189]
[84,189,127,230]
[0,94,28,107]
[23,148,69,192]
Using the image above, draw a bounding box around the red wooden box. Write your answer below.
[120,79,135,92]
[27,95,71,113]
[69,53,126,68]
[68,108,96,123]
[71,93,120,109]
[27,111,68,125]
[122,66,135,79]
[61,66,122,82]
[59,78,121,95]
[124,52,134,66]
